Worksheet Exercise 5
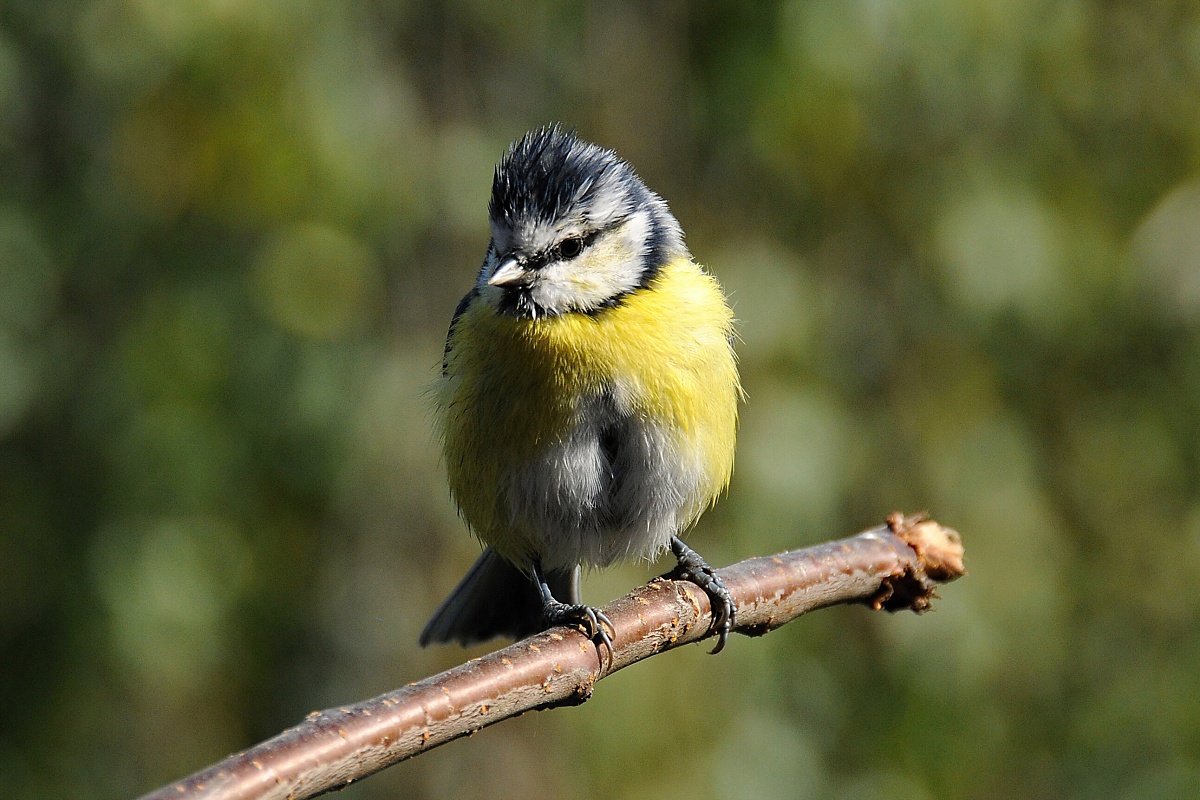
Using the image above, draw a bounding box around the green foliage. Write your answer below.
[2,2,1199,798]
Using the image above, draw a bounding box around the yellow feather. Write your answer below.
[438,257,740,565]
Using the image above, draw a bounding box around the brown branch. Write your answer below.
[137,513,964,800]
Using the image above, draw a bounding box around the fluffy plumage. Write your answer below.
[421,126,739,648]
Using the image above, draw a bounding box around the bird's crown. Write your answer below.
[479,125,685,318]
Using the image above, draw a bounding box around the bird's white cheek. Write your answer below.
[615,209,652,257]
[530,223,649,313]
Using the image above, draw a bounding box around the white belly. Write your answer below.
[499,390,706,571]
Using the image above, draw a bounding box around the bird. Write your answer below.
[420,125,740,661]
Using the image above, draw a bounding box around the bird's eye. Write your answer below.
[558,237,584,260]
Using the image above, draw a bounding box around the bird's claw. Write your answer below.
[670,536,736,654]
[544,599,615,671]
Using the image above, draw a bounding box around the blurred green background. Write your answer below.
[3,1,1200,798]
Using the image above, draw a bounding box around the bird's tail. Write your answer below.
[419,547,580,647]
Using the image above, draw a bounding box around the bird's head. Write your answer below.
[478,125,686,318]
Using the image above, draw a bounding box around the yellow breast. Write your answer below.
[438,257,739,566]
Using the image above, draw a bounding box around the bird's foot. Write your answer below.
[670,536,735,654]
[542,598,614,670]
[533,562,614,671]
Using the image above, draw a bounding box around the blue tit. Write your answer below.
[420,125,740,658]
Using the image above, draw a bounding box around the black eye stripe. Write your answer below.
[521,225,613,271]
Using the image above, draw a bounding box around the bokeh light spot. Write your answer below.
[253,222,380,339]
[91,516,253,693]
[1131,178,1200,321]
[934,179,1069,324]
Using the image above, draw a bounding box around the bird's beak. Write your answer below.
[487,257,527,287]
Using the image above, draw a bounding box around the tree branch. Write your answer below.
[137,513,964,800]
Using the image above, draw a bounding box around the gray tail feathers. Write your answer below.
[419,548,581,647]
